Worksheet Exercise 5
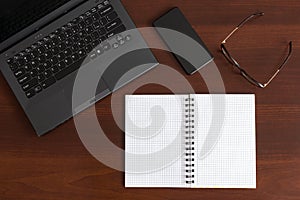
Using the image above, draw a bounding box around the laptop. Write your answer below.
[0,0,158,136]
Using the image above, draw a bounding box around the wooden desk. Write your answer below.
[0,1,299,199]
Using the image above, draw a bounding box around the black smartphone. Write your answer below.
[153,7,213,75]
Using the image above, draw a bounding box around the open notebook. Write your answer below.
[125,94,256,188]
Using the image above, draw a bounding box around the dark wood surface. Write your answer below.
[1,1,300,199]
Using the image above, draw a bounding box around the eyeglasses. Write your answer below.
[221,12,293,88]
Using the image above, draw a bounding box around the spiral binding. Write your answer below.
[184,97,195,185]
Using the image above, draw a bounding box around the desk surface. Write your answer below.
[1,1,300,200]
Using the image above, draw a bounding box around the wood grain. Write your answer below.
[0,1,300,199]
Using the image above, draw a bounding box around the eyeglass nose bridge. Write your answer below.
[221,44,241,68]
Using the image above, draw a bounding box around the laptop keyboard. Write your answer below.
[6,1,129,99]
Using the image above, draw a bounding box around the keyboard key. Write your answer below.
[18,74,31,84]
[106,18,122,32]
[7,58,13,64]
[50,66,60,74]
[71,44,79,52]
[125,35,131,41]
[103,0,110,6]
[78,40,85,48]
[116,35,123,42]
[71,53,80,61]
[119,39,125,45]
[99,18,108,26]
[96,47,104,55]
[37,74,45,82]
[78,49,86,58]
[92,13,100,21]
[30,60,38,68]
[57,34,66,42]
[89,51,97,60]
[57,52,65,61]
[51,38,59,46]
[43,70,53,78]
[45,52,53,59]
[53,35,61,44]
[91,40,100,48]
[22,78,38,91]
[99,5,113,17]
[64,57,73,66]
[107,11,118,21]
[37,46,46,54]
[93,22,101,29]
[91,7,97,13]
[84,44,93,53]
[44,41,53,50]
[78,30,87,37]
[85,11,92,18]
[98,28,106,36]
[85,26,94,34]
[16,58,25,67]
[58,43,66,51]
[55,58,85,80]
[100,36,107,42]
[72,35,81,42]
[57,61,66,69]
[43,61,52,69]
[50,57,58,65]
[72,17,81,24]
[64,48,73,57]
[24,64,33,71]
[85,17,93,25]
[107,25,126,38]
[51,47,60,55]
[84,36,93,43]
[34,85,43,93]
[36,66,45,73]
[37,55,46,63]
[64,29,73,38]
[23,54,32,62]
[26,89,36,98]
[9,63,19,72]
[65,38,74,46]
[78,21,86,29]
[97,4,104,9]
[30,69,38,78]
[71,25,80,34]
[112,43,119,49]
[102,42,111,51]
[67,22,75,29]
[42,77,56,89]
[14,68,26,78]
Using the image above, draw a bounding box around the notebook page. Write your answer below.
[192,94,256,188]
[125,95,188,187]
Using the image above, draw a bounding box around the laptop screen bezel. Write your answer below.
[0,0,86,53]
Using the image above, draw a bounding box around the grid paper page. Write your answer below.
[192,94,256,188]
[125,95,188,187]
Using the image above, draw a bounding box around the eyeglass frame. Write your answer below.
[220,11,293,88]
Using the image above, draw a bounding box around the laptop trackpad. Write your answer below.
[101,49,158,92]
[62,72,111,111]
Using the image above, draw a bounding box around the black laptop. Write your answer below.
[0,0,158,136]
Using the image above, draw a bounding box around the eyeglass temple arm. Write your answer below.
[262,41,293,88]
[222,12,264,44]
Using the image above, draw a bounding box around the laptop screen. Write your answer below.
[0,0,71,43]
